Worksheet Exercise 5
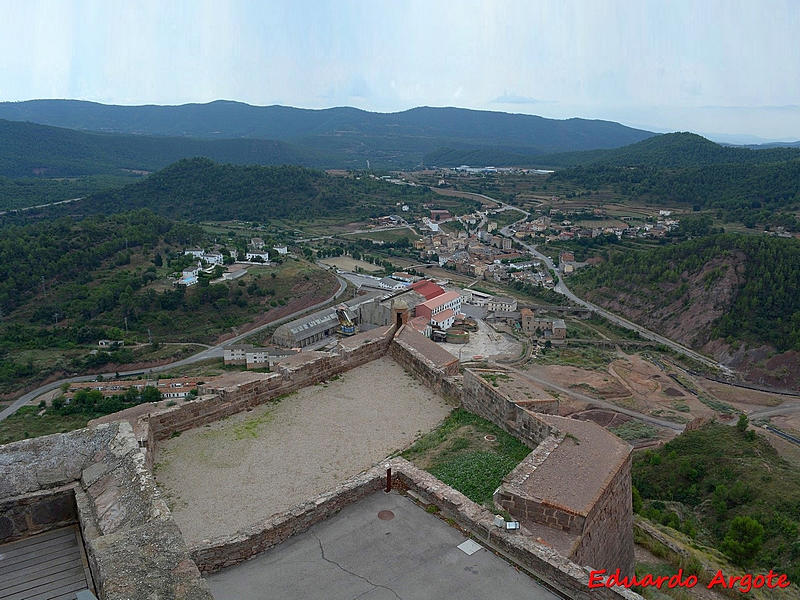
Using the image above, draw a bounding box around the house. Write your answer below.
[224,344,298,368]
[487,296,518,312]
[410,279,445,300]
[462,289,492,306]
[391,272,415,283]
[245,251,270,263]
[430,308,456,330]
[204,252,224,265]
[250,237,265,249]
[552,319,567,339]
[184,249,204,259]
[415,291,462,323]
[273,245,289,255]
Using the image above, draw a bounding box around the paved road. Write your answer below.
[0,275,347,421]
[496,221,730,376]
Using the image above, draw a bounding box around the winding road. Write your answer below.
[0,275,347,421]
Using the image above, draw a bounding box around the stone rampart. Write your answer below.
[141,326,395,455]
[571,453,635,575]
[0,423,213,599]
[0,485,77,543]
[388,328,461,402]
[188,457,640,600]
[461,368,553,447]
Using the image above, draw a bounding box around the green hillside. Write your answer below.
[0,100,655,168]
[633,423,800,579]
[69,158,448,222]
[571,233,800,352]
[535,132,800,168]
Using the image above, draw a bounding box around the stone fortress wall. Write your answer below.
[1,316,639,600]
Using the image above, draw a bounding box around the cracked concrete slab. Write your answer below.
[205,492,560,600]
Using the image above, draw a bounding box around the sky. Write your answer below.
[1,0,799,142]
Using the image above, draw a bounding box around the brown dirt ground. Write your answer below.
[153,357,452,544]
[702,380,787,408]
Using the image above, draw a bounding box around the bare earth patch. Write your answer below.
[154,357,452,544]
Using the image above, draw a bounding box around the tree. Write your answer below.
[153,253,163,267]
[140,385,162,404]
[721,516,764,565]
[736,413,749,433]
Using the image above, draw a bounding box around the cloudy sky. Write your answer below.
[2,0,799,142]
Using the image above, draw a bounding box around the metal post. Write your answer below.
[385,467,392,492]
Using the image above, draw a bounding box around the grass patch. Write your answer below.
[534,345,615,370]
[232,410,274,439]
[0,405,91,445]
[610,420,661,442]
[402,409,530,504]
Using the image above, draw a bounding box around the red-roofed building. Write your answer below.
[416,291,462,324]
[430,308,455,329]
[410,279,445,300]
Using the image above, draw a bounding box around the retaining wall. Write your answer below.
[461,368,553,447]
[388,331,461,402]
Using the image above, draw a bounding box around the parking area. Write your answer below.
[206,492,560,600]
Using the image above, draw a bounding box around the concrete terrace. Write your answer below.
[206,492,560,600]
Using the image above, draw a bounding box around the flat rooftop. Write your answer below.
[154,357,452,544]
[206,492,560,600]
[519,414,631,516]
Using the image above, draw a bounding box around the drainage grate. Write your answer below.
[377,510,395,521]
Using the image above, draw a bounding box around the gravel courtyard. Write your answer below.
[154,357,452,544]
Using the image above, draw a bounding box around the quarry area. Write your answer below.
[155,357,452,543]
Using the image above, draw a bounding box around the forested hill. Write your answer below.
[551,157,800,230]
[570,233,800,388]
[69,158,442,222]
[0,100,655,167]
[0,119,327,177]
[533,132,800,168]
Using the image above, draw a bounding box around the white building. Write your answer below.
[245,251,271,263]
[487,296,518,313]
[273,245,289,255]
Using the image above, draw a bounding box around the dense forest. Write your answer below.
[551,159,800,229]
[70,158,452,222]
[0,210,201,316]
[570,233,800,352]
[0,174,139,212]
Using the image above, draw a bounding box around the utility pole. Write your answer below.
[148,328,153,345]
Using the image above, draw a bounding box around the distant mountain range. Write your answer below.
[0,118,325,177]
[531,132,800,168]
[0,99,655,169]
[427,133,800,168]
